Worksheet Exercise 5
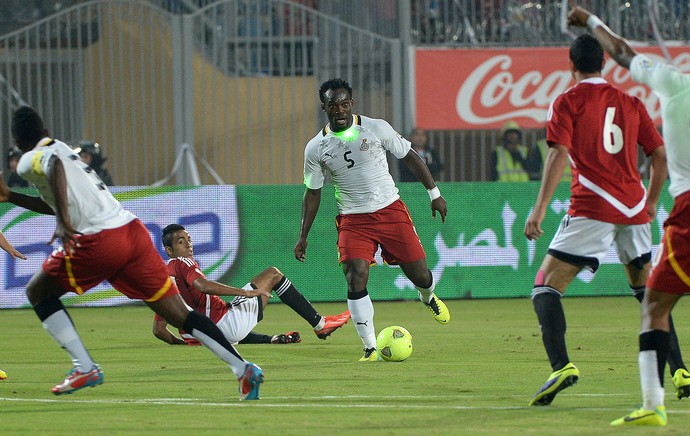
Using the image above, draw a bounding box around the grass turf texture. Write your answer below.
[1,297,689,434]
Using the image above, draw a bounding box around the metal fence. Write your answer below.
[0,0,399,185]
[410,0,690,47]
[0,0,686,183]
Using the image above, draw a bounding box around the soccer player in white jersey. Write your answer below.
[154,224,350,345]
[523,34,671,407]
[569,5,690,427]
[0,106,264,400]
[293,77,449,361]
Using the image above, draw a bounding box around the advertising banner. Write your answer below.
[0,186,239,308]
[415,46,690,130]
[0,183,674,308]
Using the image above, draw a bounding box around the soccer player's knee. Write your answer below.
[259,266,283,284]
[629,252,652,271]
[534,269,546,286]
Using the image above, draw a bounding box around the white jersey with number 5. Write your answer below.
[631,54,690,199]
[546,77,663,224]
[303,114,411,214]
[16,137,135,234]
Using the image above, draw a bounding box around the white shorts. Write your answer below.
[548,215,651,272]
[215,283,261,344]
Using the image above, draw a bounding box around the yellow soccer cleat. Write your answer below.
[611,406,667,426]
[529,362,579,406]
[0,369,6,380]
[673,368,690,399]
[359,348,382,362]
[424,295,450,324]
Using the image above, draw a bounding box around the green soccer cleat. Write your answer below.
[673,368,690,399]
[359,347,382,362]
[423,295,450,324]
[529,362,579,406]
[611,406,667,426]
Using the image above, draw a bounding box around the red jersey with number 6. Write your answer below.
[546,77,663,224]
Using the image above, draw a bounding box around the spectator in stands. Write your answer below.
[76,141,114,186]
[490,120,536,181]
[399,128,443,182]
[5,147,28,188]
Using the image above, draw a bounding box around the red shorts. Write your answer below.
[336,199,426,265]
[647,192,690,295]
[42,219,179,302]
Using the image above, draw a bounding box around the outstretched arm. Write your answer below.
[294,187,321,262]
[0,231,26,260]
[402,150,448,223]
[0,171,54,215]
[193,277,271,299]
[567,5,638,69]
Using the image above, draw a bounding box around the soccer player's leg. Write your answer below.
[400,261,449,324]
[337,215,381,360]
[529,254,583,406]
[28,272,103,395]
[252,266,350,339]
[150,295,263,400]
[381,203,450,324]
[630,283,690,399]
[624,252,690,400]
[343,262,379,362]
[124,224,263,400]
[612,288,677,426]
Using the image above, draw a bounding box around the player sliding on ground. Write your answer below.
[154,224,350,346]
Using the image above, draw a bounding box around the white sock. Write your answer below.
[416,279,436,304]
[192,329,247,378]
[348,294,376,349]
[639,350,665,410]
[42,310,95,372]
[313,317,326,331]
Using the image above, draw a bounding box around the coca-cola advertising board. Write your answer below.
[415,46,690,130]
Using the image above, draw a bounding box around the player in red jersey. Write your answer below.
[523,34,678,406]
[154,224,350,346]
[1,106,264,400]
[569,4,690,426]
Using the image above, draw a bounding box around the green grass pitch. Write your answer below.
[1,297,689,434]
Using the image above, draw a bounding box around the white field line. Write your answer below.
[1,394,690,414]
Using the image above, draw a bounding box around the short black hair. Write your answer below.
[11,106,45,147]
[319,78,352,102]
[162,224,185,248]
[570,34,604,74]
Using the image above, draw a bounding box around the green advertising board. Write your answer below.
[0,182,673,308]
[234,181,671,302]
